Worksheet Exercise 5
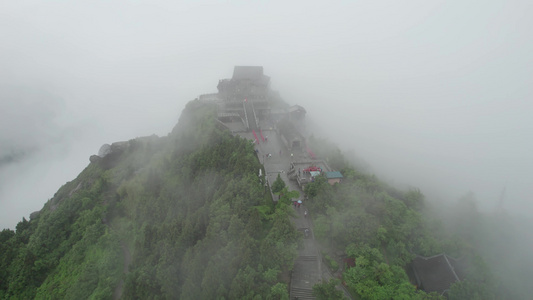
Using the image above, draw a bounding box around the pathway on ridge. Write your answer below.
[237,128,352,300]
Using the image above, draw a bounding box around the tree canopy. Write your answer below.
[0,101,298,299]
[0,99,519,299]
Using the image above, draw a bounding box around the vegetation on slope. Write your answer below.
[306,137,510,299]
[0,100,299,299]
[1,100,525,300]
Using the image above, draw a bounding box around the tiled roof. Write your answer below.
[325,171,343,179]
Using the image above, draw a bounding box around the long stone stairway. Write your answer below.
[243,99,258,131]
[234,127,351,300]
[290,254,319,299]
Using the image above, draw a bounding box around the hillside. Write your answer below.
[0,100,299,299]
[0,68,526,299]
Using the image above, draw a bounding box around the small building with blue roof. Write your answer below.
[325,171,343,185]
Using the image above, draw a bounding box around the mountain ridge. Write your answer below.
[0,69,526,299]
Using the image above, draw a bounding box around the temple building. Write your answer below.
[217,66,270,100]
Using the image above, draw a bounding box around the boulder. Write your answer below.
[90,155,101,163]
[98,143,112,157]
[110,141,129,153]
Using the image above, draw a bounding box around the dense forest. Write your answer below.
[0,101,298,299]
[0,99,529,299]
[305,136,530,300]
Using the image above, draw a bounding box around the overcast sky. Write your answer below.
[1,0,532,229]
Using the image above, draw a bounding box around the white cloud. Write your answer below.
[0,0,532,228]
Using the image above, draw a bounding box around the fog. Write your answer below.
[1,0,532,231]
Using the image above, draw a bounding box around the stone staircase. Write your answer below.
[290,287,315,299]
[243,100,258,131]
[297,255,317,262]
[290,255,318,299]
[287,168,297,180]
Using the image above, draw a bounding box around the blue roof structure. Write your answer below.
[325,171,343,179]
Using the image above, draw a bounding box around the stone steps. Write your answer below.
[297,255,317,262]
[291,287,315,299]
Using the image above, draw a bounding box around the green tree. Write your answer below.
[304,174,328,199]
[269,282,289,300]
[403,188,425,210]
[313,279,345,300]
[271,174,285,194]
[448,280,494,300]
[277,187,299,207]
